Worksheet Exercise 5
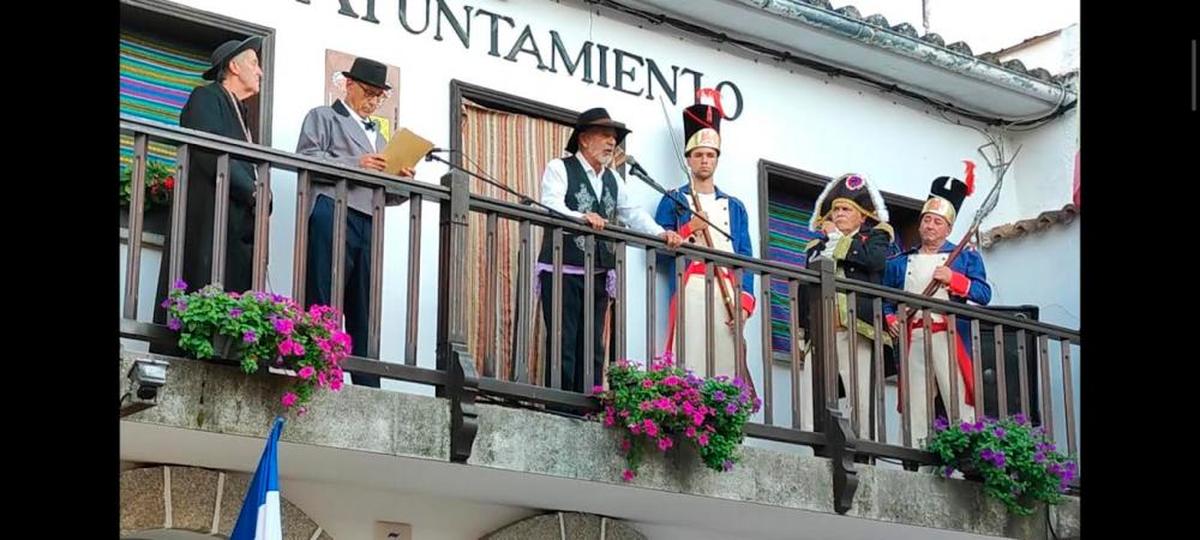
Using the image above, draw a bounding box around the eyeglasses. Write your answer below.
[353,80,390,100]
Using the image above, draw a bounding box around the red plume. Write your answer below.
[963,160,976,196]
[695,87,726,122]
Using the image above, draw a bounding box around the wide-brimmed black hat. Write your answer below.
[565,107,631,154]
[202,36,262,81]
[342,57,392,90]
[810,173,890,231]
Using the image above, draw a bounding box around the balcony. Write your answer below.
[119,115,1081,539]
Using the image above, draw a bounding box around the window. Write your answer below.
[449,81,590,383]
[120,0,276,232]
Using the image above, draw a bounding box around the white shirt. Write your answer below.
[539,153,665,236]
[340,99,378,151]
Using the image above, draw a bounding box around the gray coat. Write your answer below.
[295,99,395,214]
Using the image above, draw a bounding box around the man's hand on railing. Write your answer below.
[660,230,684,249]
[358,153,389,171]
[582,212,606,230]
[888,318,901,339]
[397,166,416,178]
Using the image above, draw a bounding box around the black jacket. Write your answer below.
[797,223,894,330]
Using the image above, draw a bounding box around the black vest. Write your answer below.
[537,157,619,270]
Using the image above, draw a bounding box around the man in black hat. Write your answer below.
[295,56,413,388]
[795,173,895,436]
[884,162,992,446]
[537,107,684,394]
[154,37,264,323]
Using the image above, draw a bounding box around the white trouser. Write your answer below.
[798,329,873,438]
[906,327,975,447]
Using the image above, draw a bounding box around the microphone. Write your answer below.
[424,147,453,161]
[623,155,653,182]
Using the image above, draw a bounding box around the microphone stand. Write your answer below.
[626,163,734,242]
[424,150,574,221]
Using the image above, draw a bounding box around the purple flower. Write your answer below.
[243,330,257,343]
[1034,451,1046,464]
[993,427,1007,439]
[229,308,243,318]
[960,421,978,433]
[725,403,739,415]
[712,390,726,402]
[933,417,949,432]
[273,317,295,335]
[1013,413,1028,425]
[172,279,188,290]
[167,317,182,331]
[722,460,734,472]
[160,298,172,309]
[978,448,1005,468]
[944,466,955,478]
[176,299,188,312]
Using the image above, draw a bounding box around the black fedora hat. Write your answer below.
[202,36,263,81]
[342,57,392,90]
[565,107,631,154]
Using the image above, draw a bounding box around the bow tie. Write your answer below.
[361,120,375,131]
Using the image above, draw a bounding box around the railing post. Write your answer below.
[809,258,837,435]
[809,259,859,512]
[437,171,478,463]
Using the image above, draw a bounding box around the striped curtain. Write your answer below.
[765,189,820,355]
[119,32,207,173]
[460,99,574,382]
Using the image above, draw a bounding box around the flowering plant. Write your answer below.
[120,160,176,208]
[163,281,352,413]
[926,414,1077,515]
[595,352,761,482]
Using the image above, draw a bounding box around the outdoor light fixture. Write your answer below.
[121,358,169,417]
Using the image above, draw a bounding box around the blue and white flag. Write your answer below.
[231,416,285,540]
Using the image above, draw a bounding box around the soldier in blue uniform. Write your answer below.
[884,162,992,447]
